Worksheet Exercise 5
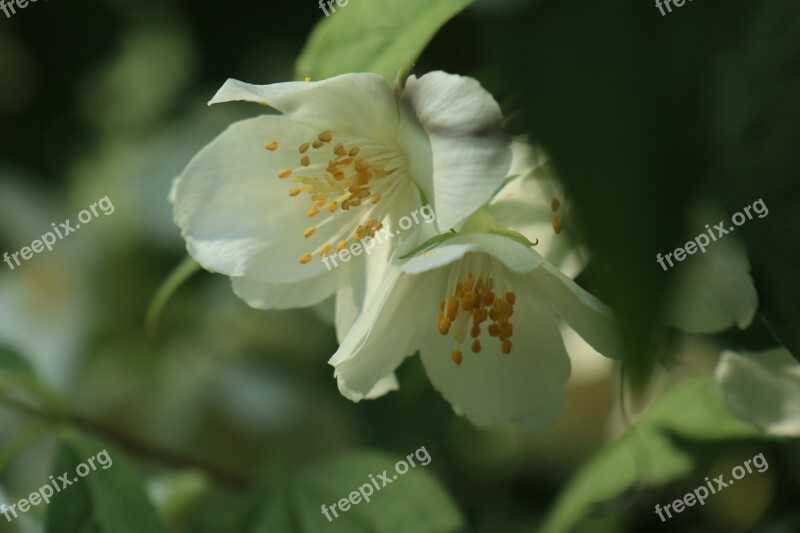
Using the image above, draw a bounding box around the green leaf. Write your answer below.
[254,451,464,533]
[0,344,36,377]
[296,0,473,82]
[0,345,63,410]
[45,431,167,533]
[540,378,782,533]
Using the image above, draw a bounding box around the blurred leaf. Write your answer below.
[296,0,472,82]
[45,431,167,533]
[492,0,761,390]
[540,378,782,533]
[0,345,36,377]
[706,0,800,364]
[254,451,464,533]
[145,255,201,337]
[0,345,63,409]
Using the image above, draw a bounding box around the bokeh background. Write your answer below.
[1,0,798,531]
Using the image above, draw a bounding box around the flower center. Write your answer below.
[436,254,516,365]
[264,130,406,264]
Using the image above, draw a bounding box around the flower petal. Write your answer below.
[529,262,622,359]
[715,348,800,436]
[664,234,757,333]
[231,274,337,310]
[209,74,398,141]
[174,115,362,284]
[398,71,511,231]
[489,157,588,278]
[330,264,445,401]
[420,270,570,430]
[401,232,542,275]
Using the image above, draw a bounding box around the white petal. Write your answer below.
[401,232,542,275]
[330,265,445,402]
[210,74,398,141]
[529,262,622,359]
[231,273,336,310]
[364,374,400,400]
[715,348,800,436]
[489,168,588,278]
[173,115,360,284]
[398,71,511,231]
[333,185,423,342]
[420,270,570,430]
[664,232,757,333]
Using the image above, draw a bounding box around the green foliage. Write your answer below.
[280,451,463,532]
[296,0,473,82]
[45,432,167,533]
[0,345,36,377]
[540,378,782,533]
[492,0,800,389]
[200,452,465,533]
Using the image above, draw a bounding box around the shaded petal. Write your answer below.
[420,270,570,430]
[490,160,588,278]
[664,233,757,333]
[173,115,362,284]
[209,74,398,141]
[529,262,622,359]
[231,273,337,310]
[330,265,446,401]
[402,232,542,275]
[715,348,800,436]
[364,373,400,400]
[398,71,511,231]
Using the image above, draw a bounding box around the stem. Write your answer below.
[0,394,251,489]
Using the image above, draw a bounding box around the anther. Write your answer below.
[277,168,292,179]
[471,339,481,353]
[264,141,278,151]
[299,253,312,264]
[288,188,301,197]
[552,214,563,234]
[304,227,316,238]
[452,350,463,365]
[299,143,310,154]
[301,156,310,167]
[348,146,360,157]
[502,339,512,354]
[336,240,347,252]
[307,206,320,217]
[312,140,324,149]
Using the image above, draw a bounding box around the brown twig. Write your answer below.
[0,394,251,489]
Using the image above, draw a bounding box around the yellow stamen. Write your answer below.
[264,141,278,151]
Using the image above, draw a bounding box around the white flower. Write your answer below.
[662,204,758,333]
[330,207,621,430]
[172,71,511,314]
[715,348,800,436]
